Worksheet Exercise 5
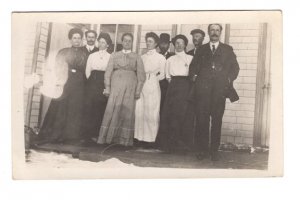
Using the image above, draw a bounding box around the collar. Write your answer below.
[86,45,95,51]
[175,51,186,56]
[98,49,107,54]
[210,41,220,50]
[147,49,157,55]
[122,49,132,54]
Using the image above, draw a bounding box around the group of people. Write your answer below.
[37,23,239,161]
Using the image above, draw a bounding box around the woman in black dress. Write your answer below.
[156,35,196,153]
[38,28,88,144]
[83,33,112,143]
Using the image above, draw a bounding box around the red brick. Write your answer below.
[242,137,253,145]
[241,124,254,131]
[236,110,255,117]
[234,136,243,144]
[236,130,253,138]
[243,77,257,84]
[236,117,254,125]
[223,116,237,123]
[224,110,236,116]
[243,90,256,98]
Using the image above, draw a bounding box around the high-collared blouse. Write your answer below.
[104,50,146,95]
[141,49,166,81]
[85,50,111,79]
[165,51,193,79]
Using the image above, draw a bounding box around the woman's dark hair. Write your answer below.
[145,32,159,45]
[68,28,83,40]
[208,24,223,32]
[171,34,188,47]
[121,33,134,41]
[85,30,97,38]
[97,32,112,46]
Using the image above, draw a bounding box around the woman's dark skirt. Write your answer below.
[83,70,108,140]
[156,76,196,153]
[38,70,85,144]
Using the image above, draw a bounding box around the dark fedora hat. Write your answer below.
[159,33,171,43]
[190,29,205,37]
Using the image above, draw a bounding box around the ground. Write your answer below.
[28,143,269,170]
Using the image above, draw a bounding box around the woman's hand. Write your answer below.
[135,93,141,99]
[167,78,171,83]
[103,89,110,97]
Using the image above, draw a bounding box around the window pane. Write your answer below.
[116,24,135,51]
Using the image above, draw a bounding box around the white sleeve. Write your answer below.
[165,58,171,80]
[85,55,93,79]
[157,56,166,80]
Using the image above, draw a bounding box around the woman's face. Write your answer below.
[70,33,82,47]
[175,38,185,52]
[98,38,108,50]
[146,37,157,50]
[122,35,133,50]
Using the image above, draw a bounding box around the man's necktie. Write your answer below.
[212,44,216,53]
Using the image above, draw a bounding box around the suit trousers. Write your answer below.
[194,76,226,153]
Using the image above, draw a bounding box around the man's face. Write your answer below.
[208,25,222,42]
[159,42,170,53]
[192,33,204,47]
[86,32,96,46]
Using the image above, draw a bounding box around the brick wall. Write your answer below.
[221,23,261,145]
[24,22,50,129]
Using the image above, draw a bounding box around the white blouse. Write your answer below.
[141,49,166,80]
[85,50,111,79]
[165,51,193,79]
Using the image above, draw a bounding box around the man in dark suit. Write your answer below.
[158,33,175,59]
[189,24,240,161]
[158,33,174,115]
[81,30,99,56]
[187,29,205,56]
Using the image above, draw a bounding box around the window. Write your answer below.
[100,24,135,53]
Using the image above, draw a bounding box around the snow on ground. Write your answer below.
[27,150,139,168]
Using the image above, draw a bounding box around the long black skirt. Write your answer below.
[83,70,108,140]
[38,71,85,143]
[159,78,169,116]
[156,76,196,152]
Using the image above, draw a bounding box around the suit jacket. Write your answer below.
[160,51,175,60]
[189,42,240,102]
[80,46,99,57]
[187,48,196,56]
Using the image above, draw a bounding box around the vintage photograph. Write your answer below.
[11,11,283,179]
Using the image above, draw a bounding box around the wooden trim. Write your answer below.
[38,22,52,127]
[25,22,42,126]
[171,24,178,37]
[135,25,142,54]
[253,23,268,146]
[224,24,230,44]
[113,24,119,52]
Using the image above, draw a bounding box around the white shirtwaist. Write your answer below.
[165,51,193,80]
[85,50,111,79]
